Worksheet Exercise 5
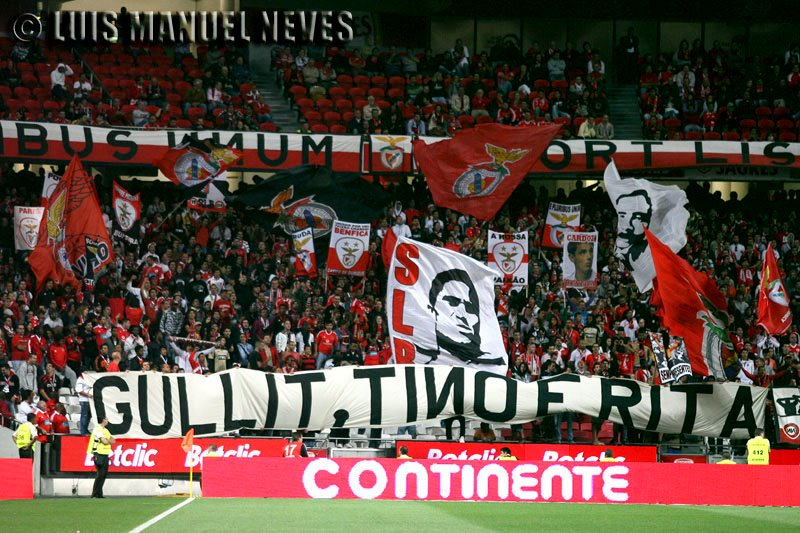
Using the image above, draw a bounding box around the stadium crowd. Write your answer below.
[0,157,799,444]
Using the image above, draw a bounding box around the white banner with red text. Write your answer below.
[85,366,767,439]
[487,231,528,288]
[2,121,799,174]
[14,206,44,250]
[202,457,800,505]
[326,220,370,276]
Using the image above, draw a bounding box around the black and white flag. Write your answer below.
[387,237,508,375]
[604,160,689,291]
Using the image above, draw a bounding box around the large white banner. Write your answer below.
[14,206,44,250]
[487,231,528,288]
[773,387,800,445]
[387,237,508,375]
[562,231,598,289]
[604,160,689,291]
[326,220,370,277]
[85,365,768,439]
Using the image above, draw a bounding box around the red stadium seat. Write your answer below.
[337,74,353,90]
[303,110,322,123]
[684,131,702,140]
[754,106,772,118]
[348,87,366,100]
[389,76,405,88]
[703,132,721,140]
[757,118,775,131]
[335,99,353,112]
[328,87,346,101]
[779,131,797,142]
[323,111,342,125]
[329,124,347,134]
[316,99,334,113]
[368,88,385,99]
[259,122,280,132]
[310,124,329,133]
[387,88,404,100]
[723,131,741,141]
[457,115,475,128]
[371,75,387,88]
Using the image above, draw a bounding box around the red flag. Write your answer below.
[181,428,195,453]
[30,156,113,291]
[154,139,242,187]
[646,229,730,378]
[412,123,560,221]
[381,226,397,270]
[758,244,792,335]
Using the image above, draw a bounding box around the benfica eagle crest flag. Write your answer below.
[646,229,730,379]
[29,156,113,291]
[228,165,389,238]
[155,137,242,187]
[292,228,318,278]
[412,123,560,221]
[758,244,792,335]
[112,181,141,246]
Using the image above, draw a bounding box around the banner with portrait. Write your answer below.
[562,231,598,289]
[326,220,370,277]
[650,332,692,384]
[487,231,528,289]
[14,206,45,251]
[541,202,581,248]
[387,237,508,375]
[773,388,800,445]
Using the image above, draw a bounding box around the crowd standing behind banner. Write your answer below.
[1,158,799,443]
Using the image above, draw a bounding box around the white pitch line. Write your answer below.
[129,497,195,533]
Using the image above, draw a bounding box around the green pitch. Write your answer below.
[0,498,797,532]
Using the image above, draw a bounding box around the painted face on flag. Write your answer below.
[568,242,594,281]
[428,269,482,359]
[615,191,652,266]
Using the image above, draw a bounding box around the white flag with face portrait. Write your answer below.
[604,160,689,292]
[562,231,598,290]
[387,237,508,375]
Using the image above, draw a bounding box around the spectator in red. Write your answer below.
[51,403,70,434]
[315,322,339,369]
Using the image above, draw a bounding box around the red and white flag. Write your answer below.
[647,229,730,379]
[541,202,581,248]
[14,206,45,251]
[487,230,528,288]
[293,227,317,278]
[30,156,114,291]
[387,237,508,375]
[112,181,141,246]
[758,244,792,335]
[326,220,370,277]
[412,123,560,221]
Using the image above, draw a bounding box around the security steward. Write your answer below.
[746,428,770,465]
[12,413,38,458]
[90,415,115,498]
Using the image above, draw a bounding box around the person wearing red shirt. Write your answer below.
[315,322,339,369]
[51,403,70,434]
[471,89,490,119]
[283,433,309,457]
[10,324,30,373]
[213,290,236,325]
[34,401,52,443]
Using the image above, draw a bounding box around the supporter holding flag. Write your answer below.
[646,229,730,379]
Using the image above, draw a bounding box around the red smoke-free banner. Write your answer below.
[396,442,657,463]
[57,436,325,474]
[203,457,800,506]
[0,459,33,500]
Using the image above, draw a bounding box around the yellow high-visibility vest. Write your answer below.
[89,426,112,456]
[15,422,36,451]
[746,436,770,465]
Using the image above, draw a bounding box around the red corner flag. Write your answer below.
[412,123,560,221]
[646,229,730,378]
[181,428,195,453]
[758,244,792,335]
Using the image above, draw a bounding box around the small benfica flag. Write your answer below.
[181,428,195,453]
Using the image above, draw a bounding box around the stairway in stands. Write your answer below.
[606,83,642,140]
[249,45,299,133]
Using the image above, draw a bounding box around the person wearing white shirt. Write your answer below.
[50,63,74,101]
[392,215,411,239]
[729,236,745,261]
[621,311,639,341]
[737,352,755,385]
[275,320,294,353]
[569,342,590,366]
[75,373,93,435]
